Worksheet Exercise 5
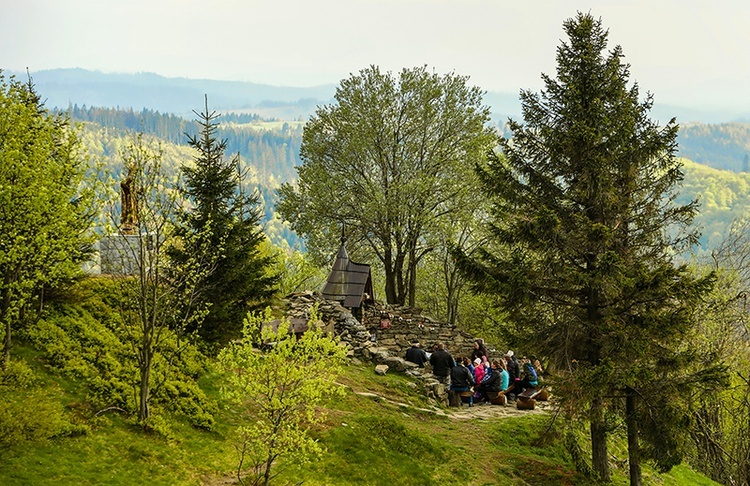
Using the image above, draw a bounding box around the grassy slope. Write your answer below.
[1,350,720,486]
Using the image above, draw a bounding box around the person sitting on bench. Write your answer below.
[517,356,539,394]
[450,356,475,406]
[477,360,505,403]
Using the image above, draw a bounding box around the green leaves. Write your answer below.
[279,65,498,305]
[0,72,96,366]
[218,306,346,484]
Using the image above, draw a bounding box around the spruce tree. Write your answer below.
[175,97,279,347]
[456,13,719,483]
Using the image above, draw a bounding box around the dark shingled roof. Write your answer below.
[321,239,374,308]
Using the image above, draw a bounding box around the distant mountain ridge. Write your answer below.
[10,68,748,124]
[10,68,336,119]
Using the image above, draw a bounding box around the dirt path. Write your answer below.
[351,390,554,419]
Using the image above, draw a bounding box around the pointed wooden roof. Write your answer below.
[321,235,374,308]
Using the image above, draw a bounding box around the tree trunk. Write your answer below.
[138,345,151,422]
[2,317,9,371]
[626,390,642,486]
[383,266,398,304]
[395,250,406,305]
[383,247,398,304]
[407,252,417,308]
[591,397,611,482]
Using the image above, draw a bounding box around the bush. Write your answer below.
[0,360,87,449]
[24,277,217,428]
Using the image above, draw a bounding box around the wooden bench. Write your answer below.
[516,386,549,410]
[449,389,475,406]
[487,384,515,406]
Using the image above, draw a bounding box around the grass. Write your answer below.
[1,348,723,485]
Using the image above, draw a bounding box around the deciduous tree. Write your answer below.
[278,65,497,306]
[110,133,212,423]
[218,306,346,486]
[0,73,95,368]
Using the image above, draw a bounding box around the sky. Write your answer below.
[2,0,749,113]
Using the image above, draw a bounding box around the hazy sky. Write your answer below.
[2,0,749,112]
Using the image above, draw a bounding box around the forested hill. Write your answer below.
[22,68,749,125]
[72,106,304,249]
[678,122,750,172]
[68,105,303,184]
[24,68,335,119]
[678,158,750,251]
[70,105,750,254]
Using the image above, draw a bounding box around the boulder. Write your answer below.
[383,356,409,372]
[374,364,389,376]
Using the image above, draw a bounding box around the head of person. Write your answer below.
[463,357,471,366]
[473,358,481,367]
[437,342,445,350]
[491,359,502,369]
[412,340,420,347]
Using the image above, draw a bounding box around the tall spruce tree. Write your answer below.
[456,13,718,483]
[174,97,279,347]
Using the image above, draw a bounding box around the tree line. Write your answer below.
[4,10,750,484]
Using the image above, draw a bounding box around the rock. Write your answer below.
[374,364,389,375]
[384,356,408,372]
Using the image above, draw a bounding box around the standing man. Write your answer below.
[429,342,454,386]
[405,340,428,368]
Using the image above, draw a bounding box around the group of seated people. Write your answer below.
[405,338,543,406]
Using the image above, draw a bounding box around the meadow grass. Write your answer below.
[0,349,722,485]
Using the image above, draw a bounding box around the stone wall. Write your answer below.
[283,292,500,404]
[362,304,480,360]
[284,292,489,360]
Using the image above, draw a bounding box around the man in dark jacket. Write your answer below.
[477,360,503,403]
[405,340,428,367]
[450,357,476,406]
[505,351,520,399]
[429,342,454,385]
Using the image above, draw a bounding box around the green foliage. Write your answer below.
[22,277,216,429]
[679,158,750,252]
[0,359,88,450]
[0,72,96,366]
[274,247,328,296]
[173,100,280,347]
[457,13,716,482]
[686,228,750,484]
[278,65,498,306]
[218,307,347,486]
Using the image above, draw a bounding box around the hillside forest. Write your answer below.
[2,12,750,486]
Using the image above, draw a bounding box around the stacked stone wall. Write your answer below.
[363,305,480,360]
[284,292,499,362]
[283,292,504,404]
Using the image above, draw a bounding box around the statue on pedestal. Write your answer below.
[120,166,137,235]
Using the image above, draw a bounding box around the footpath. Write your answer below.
[351,389,553,420]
